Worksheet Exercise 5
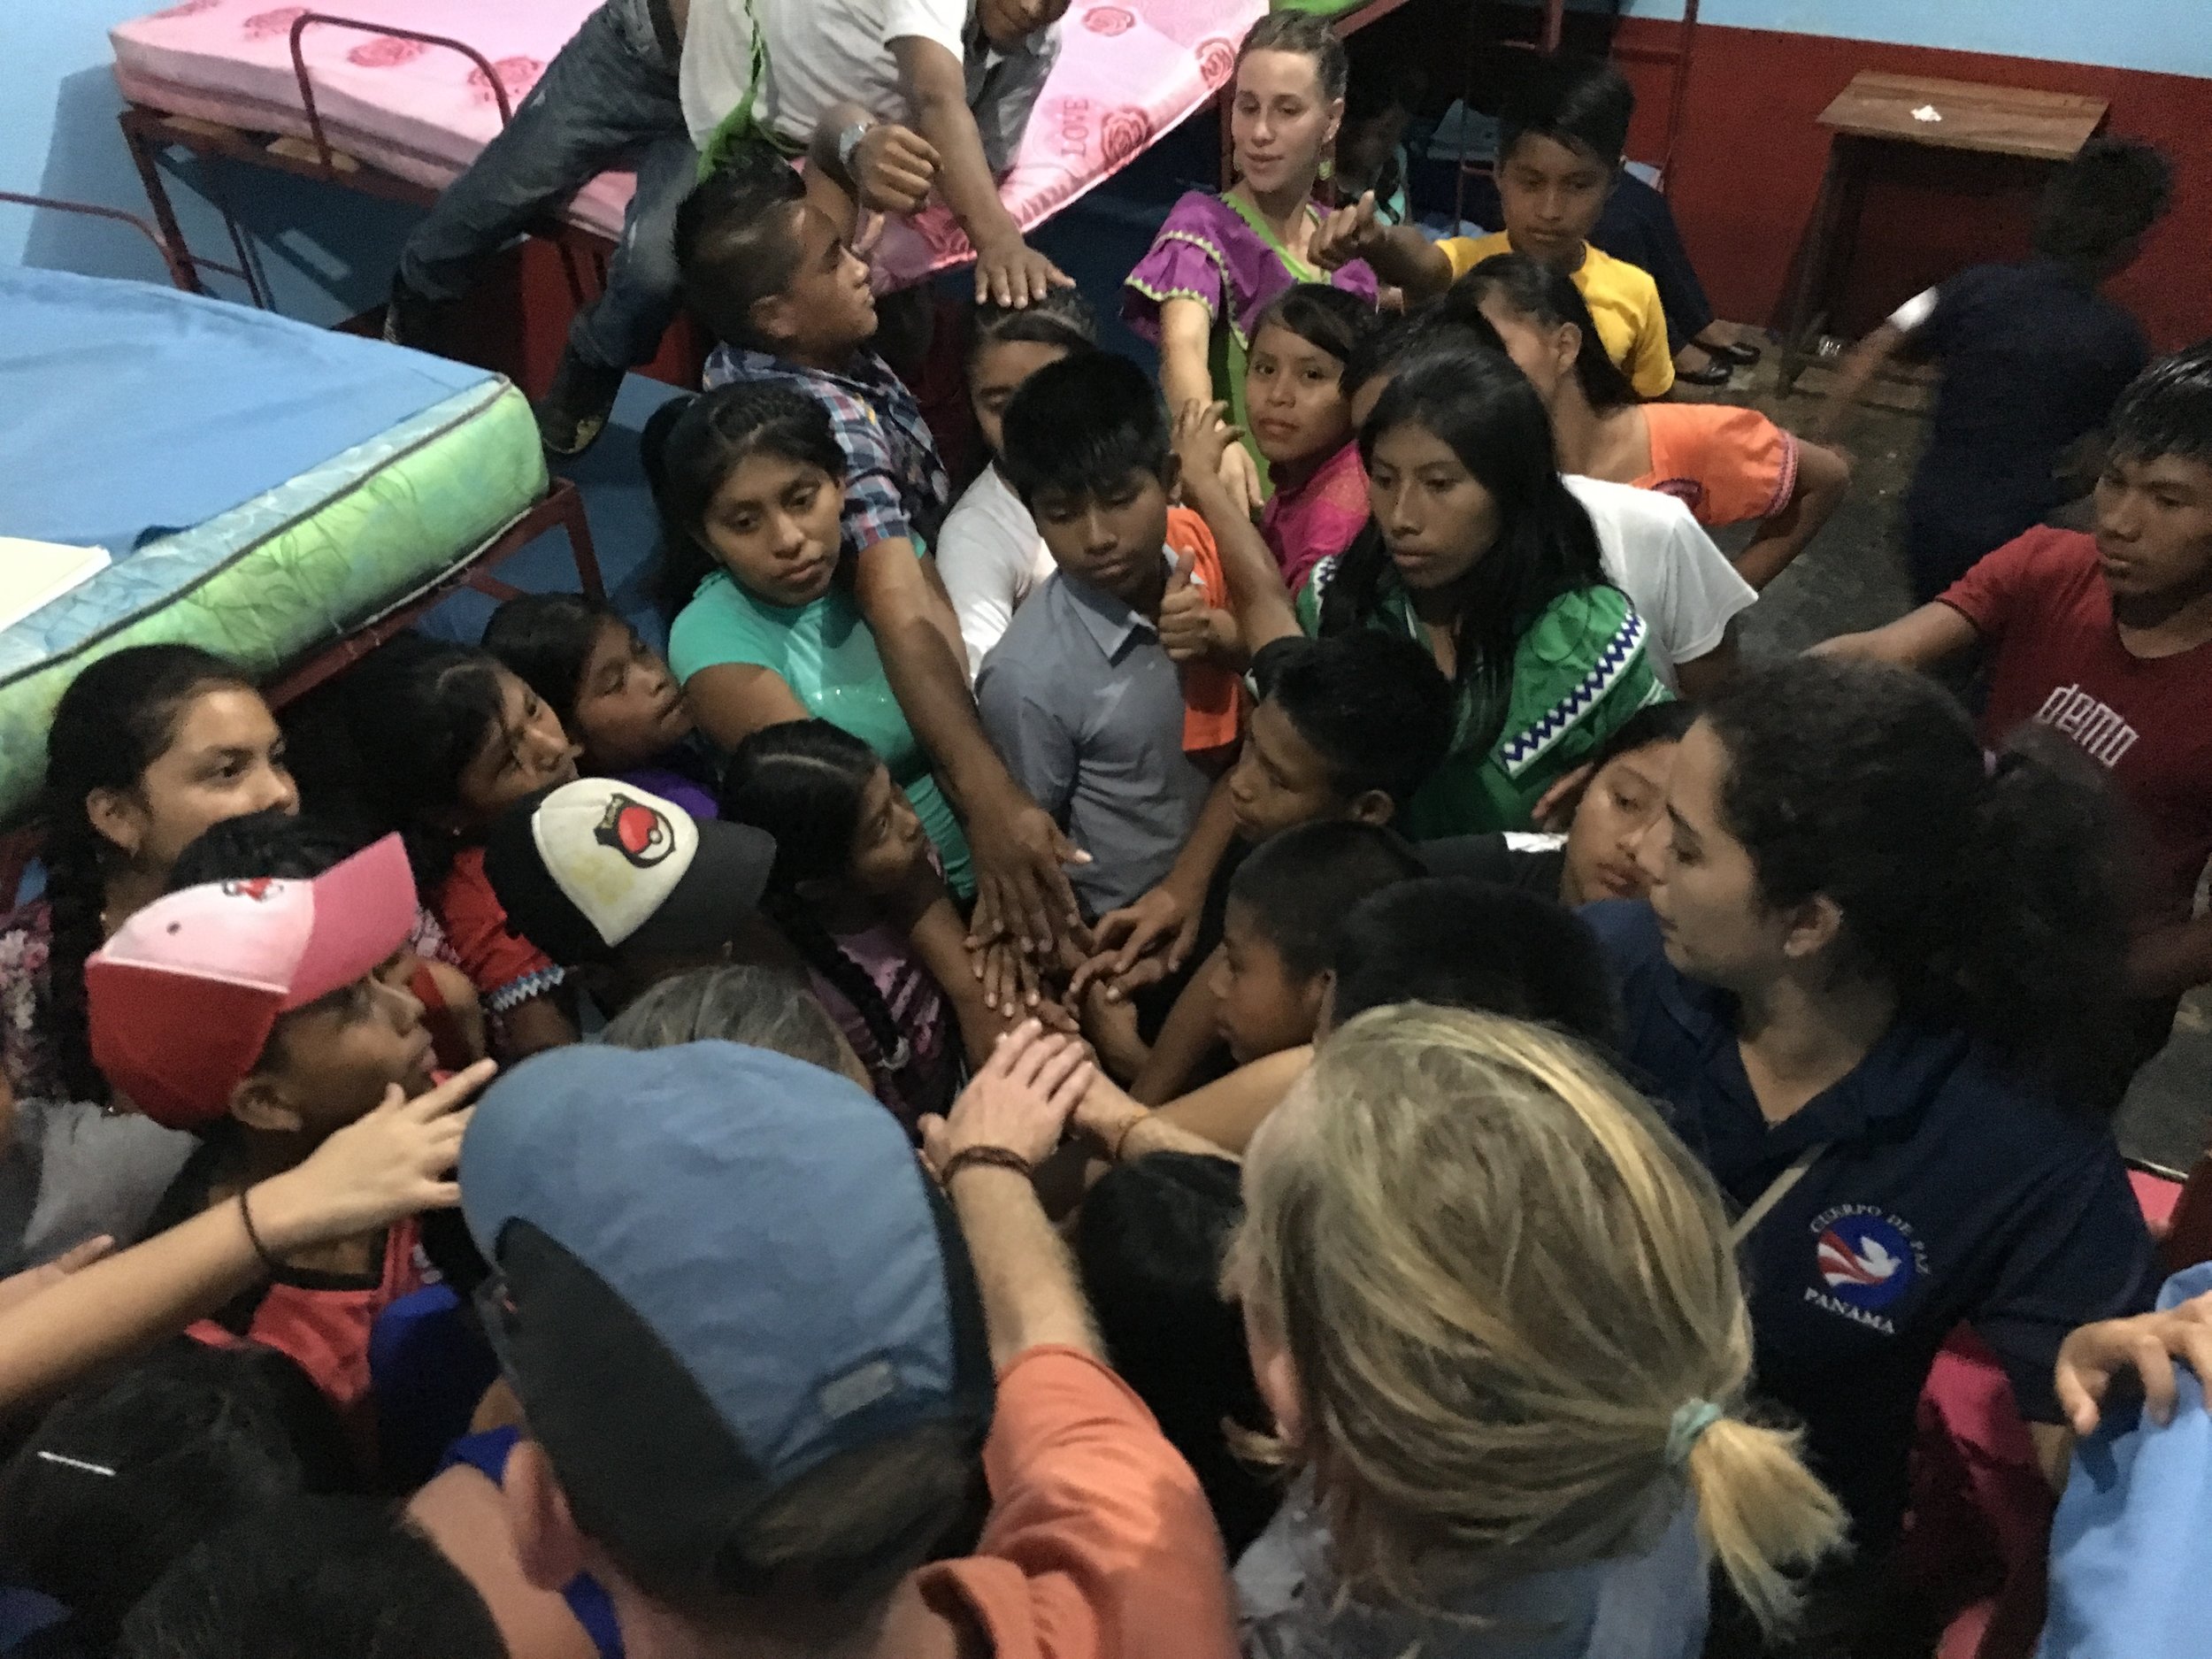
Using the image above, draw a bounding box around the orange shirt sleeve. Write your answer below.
[915,1346,1240,1659]
[1639,403,1800,527]
[1167,507,1248,759]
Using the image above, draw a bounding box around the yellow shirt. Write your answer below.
[1441,232,1676,398]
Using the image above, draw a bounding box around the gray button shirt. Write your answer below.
[975,562,1213,918]
[1237,1474,1709,1659]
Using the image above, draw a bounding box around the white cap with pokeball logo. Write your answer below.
[483,778,777,968]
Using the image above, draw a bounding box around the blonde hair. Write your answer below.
[1225,1005,1844,1631]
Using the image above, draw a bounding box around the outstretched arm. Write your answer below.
[856,536,1086,955]
[1809,601,1980,669]
[894,37,1070,307]
[1813,319,1907,443]
[0,1063,491,1415]
[919,1022,1100,1366]
[1173,399,1300,652]
[1312,191,1453,302]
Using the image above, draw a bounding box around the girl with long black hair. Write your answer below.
[718,720,1021,1137]
[0,646,296,1257]
[1187,345,1664,838]
[280,635,579,1057]
[1588,655,2159,1655]
[648,382,973,897]
[4,648,297,1110]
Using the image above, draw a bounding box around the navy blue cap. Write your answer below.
[460,1041,991,1557]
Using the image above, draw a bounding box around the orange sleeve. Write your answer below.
[916,1347,1240,1659]
[1642,403,1799,526]
[1166,508,1247,759]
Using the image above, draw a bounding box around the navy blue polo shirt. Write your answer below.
[1900,258,2147,596]
[1585,901,2158,1557]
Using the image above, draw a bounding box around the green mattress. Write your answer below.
[0,376,545,825]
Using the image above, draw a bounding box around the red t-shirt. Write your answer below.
[1941,527,2212,919]
[434,847,566,1015]
[189,1216,429,1467]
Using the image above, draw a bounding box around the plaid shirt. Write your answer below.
[703,346,952,556]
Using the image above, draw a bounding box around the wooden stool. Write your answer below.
[1778,72,2108,393]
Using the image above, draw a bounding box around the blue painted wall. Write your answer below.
[1607,0,2212,81]
[1,0,419,320]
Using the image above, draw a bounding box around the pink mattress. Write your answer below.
[111,0,1264,288]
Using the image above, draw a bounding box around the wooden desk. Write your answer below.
[1778,72,2108,391]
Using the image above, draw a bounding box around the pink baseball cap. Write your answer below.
[87,833,419,1129]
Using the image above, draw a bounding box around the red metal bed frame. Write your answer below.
[116,12,606,315]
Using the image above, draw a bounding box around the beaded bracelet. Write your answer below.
[939,1145,1034,1186]
[236,1189,288,1274]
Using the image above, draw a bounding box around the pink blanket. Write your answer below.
[111,0,1261,287]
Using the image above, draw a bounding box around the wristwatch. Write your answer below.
[836,120,872,177]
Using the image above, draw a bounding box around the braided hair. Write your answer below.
[716,721,917,1079]
[1324,347,1609,758]
[39,646,258,1104]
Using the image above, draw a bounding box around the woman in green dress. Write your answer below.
[1123,11,1378,516]
[1181,344,1667,836]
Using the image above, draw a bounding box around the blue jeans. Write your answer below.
[397,0,697,371]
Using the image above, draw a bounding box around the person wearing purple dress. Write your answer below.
[1123,12,1377,516]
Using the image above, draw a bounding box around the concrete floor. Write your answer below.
[1693,344,2211,1174]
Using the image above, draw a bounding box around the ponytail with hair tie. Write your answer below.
[1678,1409,1847,1637]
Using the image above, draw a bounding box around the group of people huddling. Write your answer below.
[3,4,2211,1657]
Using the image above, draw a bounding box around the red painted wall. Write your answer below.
[1612,19,2212,351]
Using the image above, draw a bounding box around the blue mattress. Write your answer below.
[0,268,502,552]
[0,270,547,824]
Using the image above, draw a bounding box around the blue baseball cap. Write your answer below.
[459,1041,992,1580]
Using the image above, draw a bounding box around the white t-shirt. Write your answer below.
[680,0,1058,171]
[937,465,1057,678]
[680,0,761,149]
[1564,474,1754,687]
[759,0,966,152]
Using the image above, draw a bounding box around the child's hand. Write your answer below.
[1530,763,1594,832]
[1172,399,1239,488]
[1071,884,1200,1002]
[0,1235,115,1317]
[853,122,941,216]
[1313,190,1384,273]
[972,234,1074,309]
[972,936,1042,1016]
[251,1059,495,1254]
[1175,400,1264,517]
[1079,986,1149,1083]
[2055,1291,2212,1434]
[1159,549,1231,664]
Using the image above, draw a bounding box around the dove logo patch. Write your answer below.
[1816,1220,1912,1306]
[1803,1208,1926,1333]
